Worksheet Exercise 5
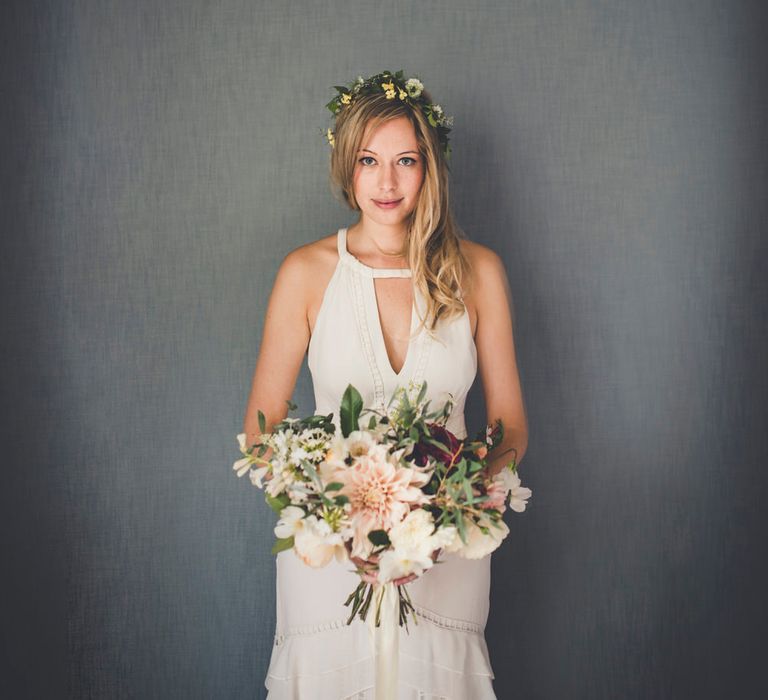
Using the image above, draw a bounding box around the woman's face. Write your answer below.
[352,115,425,228]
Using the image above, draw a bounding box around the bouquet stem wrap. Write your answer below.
[367,582,399,699]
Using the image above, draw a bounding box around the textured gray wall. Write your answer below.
[2,1,767,698]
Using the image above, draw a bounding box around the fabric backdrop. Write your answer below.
[2,1,766,698]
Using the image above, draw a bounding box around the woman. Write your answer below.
[243,70,528,699]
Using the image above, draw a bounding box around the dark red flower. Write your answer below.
[411,423,462,467]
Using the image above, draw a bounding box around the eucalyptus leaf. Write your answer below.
[455,509,467,544]
[300,459,323,490]
[416,380,428,406]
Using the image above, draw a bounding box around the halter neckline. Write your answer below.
[337,227,413,278]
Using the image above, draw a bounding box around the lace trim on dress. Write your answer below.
[274,602,483,647]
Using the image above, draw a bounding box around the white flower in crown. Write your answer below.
[404,78,423,98]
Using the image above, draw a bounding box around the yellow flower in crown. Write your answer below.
[398,87,407,100]
[340,92,352,105]
[326,128,335,148]
[381,81,396,99]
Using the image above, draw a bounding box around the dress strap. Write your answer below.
[336,227,347,259]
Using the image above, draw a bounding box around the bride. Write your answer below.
[242,70,528,699]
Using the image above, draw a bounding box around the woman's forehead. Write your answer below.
[361,117,418,150]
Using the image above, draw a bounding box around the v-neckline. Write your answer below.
[369,278,418,379]
[338,227,418,379]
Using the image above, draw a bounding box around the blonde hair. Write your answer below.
[328,91,472,337]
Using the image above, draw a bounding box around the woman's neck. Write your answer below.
[347,221,408,258]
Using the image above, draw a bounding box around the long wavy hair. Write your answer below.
[328,90,473,338]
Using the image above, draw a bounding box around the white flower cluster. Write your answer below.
[267,426,333,502]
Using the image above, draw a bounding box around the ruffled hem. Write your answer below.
[264,605,496,699]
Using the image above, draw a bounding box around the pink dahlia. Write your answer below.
[335,453,431,559]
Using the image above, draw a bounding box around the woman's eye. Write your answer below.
[358,156,418,166]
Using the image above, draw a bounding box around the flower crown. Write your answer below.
[324,69,454,159]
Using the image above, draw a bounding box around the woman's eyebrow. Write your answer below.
[359,149,419,156]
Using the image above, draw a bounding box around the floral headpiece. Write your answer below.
[324,69,454,159]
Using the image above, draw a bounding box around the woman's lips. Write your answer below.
[373,198,403,209]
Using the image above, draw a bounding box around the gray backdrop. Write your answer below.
[2,1,767,698]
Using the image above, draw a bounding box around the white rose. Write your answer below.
[444,515,509,559]
[389,509,436,554]
[378,547,434,583]
[293,515,346,568]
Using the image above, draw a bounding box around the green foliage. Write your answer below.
[265,492,290,515]
[368,529,391,547]
[340,384,363,437]
[271,536,294,554]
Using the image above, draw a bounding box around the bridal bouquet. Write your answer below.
[232,380,531,631]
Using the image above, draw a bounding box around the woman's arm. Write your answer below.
[470,244,529,477]
[242,248,312,448]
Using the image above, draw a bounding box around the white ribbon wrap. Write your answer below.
[367,582,400,699]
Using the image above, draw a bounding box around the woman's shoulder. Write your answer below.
[459,237,503,269]
[458,238,507,298]
[275,231,340,283]
[281,230,338,266]
[274,232,340,315]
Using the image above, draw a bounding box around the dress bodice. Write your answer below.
[308,226,477,438]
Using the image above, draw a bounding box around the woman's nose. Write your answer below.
[377,163,397,190]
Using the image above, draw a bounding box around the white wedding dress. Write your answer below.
[264,227,497,699]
